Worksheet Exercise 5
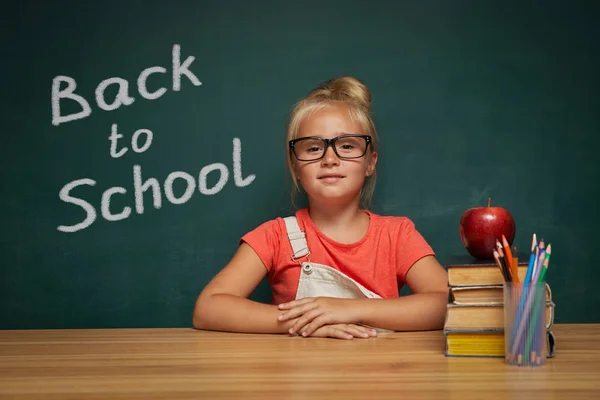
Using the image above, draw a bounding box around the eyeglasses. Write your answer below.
[289,134,372,161]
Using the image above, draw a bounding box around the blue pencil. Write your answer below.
[524,239,537,287]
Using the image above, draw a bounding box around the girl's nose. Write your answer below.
[321,145,340,165]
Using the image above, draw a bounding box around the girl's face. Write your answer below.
[293,103,377,207]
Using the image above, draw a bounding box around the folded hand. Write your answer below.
[308,323,377,339]
[278,297,361,337]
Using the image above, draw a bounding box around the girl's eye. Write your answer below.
[307,146,321,152]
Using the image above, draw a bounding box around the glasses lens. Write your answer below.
[335,136,367,158]
[294,139,325,160]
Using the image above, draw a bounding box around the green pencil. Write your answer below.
[538,244,551,283]
[522,247,551,362]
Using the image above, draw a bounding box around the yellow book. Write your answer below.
[444,330,555,358]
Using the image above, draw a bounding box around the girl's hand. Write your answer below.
[277,297,361,336]
[308,323,377,340]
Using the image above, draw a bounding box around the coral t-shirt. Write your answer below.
[240,208,435,305]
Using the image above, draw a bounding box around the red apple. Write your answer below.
[459,198,516,259]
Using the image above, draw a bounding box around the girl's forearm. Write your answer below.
[354,292,448,331]
[193,293,297,334]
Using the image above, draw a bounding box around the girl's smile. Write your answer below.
[318,173,345,184]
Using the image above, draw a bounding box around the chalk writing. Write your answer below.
[54,44,256,233]
[51,44,201,126]
[57,138,255,233]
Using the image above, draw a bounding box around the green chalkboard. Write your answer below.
[2,0,599,329]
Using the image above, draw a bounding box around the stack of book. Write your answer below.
[443,254,556,358]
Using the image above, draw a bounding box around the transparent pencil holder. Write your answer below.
[503,282,547,367]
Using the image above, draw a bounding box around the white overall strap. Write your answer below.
[283,216,310,261]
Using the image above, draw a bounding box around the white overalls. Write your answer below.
[283,216,393,333]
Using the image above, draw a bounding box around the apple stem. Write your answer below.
[488,198,491,207]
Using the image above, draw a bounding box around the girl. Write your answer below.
[193,77,448,339]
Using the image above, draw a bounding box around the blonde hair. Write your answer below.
[286,76,379,209]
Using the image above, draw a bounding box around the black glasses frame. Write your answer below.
[289,134,372,161]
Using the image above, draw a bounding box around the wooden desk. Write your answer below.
[1,324,599,399]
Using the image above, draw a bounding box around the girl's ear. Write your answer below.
[365,151,378,176]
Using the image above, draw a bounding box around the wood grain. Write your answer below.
[1,324,599,399]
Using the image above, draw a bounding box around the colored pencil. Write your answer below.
[509,238,538,362]
[524,234,538,286]
[504,233,553,366]
[512,247,518,282]
[511,245,547,360]
[496,241,512,282]
[532,239,545,279]
[494,250,510,282]
[502,235,518,282]
[523,248,552,361]
[538,244,551,283]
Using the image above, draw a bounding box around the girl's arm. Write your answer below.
[278,256,448,334]
[353,255,449,331]
[193,242,298,333]
[194,243,380,339]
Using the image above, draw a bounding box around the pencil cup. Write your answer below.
[503,282,547,367]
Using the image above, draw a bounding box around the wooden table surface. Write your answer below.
[1,324,599,399]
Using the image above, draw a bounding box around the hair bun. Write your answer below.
[308,76,371,111]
